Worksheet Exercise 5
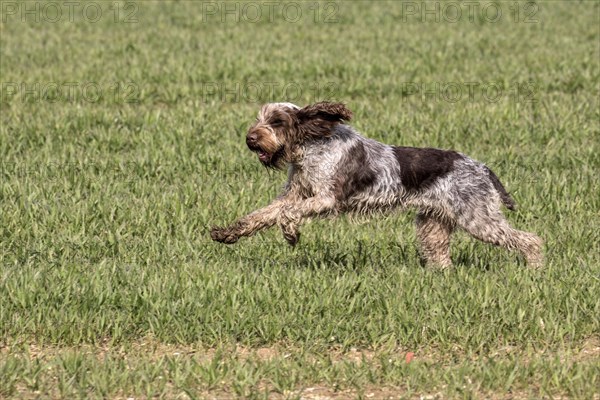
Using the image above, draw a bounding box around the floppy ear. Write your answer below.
[295,102,353,138]
[297,102,352,123]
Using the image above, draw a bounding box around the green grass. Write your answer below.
[1,1,599,398]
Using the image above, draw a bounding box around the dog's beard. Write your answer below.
[258,146,285,169]
[247,142,285,169]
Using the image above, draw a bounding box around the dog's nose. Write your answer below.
[246,132,258,146]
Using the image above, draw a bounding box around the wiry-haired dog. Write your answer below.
[210,102,543,268]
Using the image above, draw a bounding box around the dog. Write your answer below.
[210,101,543,268]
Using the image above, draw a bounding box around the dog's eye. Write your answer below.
[271,118,283,126]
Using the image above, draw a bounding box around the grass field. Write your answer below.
[1,1,599,398]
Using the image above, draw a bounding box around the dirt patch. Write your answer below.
[2,335,599,364]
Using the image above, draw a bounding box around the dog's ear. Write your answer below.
[297,102,352,123]
[295,102,352,138]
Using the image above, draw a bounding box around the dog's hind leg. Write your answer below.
[456,207,543,267]
[415,211,455,268]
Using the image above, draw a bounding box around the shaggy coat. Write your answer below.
[211,102,543,268]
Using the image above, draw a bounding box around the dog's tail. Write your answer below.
[485,166,517,211]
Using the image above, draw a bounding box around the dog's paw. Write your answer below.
[210,226,239,244]
[284,232,300,246]
[281,226,300,247]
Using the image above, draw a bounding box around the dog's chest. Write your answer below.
[287,165,324,197]
[288,152,339,197]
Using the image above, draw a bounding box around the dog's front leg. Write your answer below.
[210,196,290,244]
[278,195,337,246]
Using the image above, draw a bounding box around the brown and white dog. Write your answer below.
[210,102,543,268]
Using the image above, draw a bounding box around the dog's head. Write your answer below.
[246,101,352,168]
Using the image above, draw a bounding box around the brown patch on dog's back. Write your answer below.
[392,146,463,190]
[334,142,377,202]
